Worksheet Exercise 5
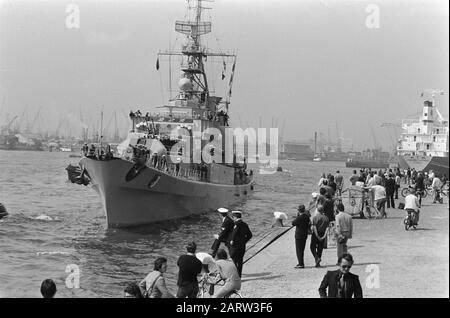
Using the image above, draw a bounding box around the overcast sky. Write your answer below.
[0,0,448,151]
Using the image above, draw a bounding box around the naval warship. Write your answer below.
[79,0,254,228]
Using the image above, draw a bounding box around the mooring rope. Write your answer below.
[243,226,294,265]
[244,227,279,253]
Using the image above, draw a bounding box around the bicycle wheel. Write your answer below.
[370,205,382,219]
[404,218,410,231]
[364,205,372,219]
[401,188,409,197]
[422,190,428,198]
[197,283,207,298]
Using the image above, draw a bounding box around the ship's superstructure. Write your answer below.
[397,101,449,158]
[396,90,449,176]
[78,0,254,227]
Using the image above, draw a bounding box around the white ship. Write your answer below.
[397,90,449,176]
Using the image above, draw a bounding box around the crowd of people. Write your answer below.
[83,143,114,161]
[112,208,249,299]
[287,166,447,298]
[41,165,448,299]
[129,109,229,126]
[39,208,249,299]
[122,209,251,299]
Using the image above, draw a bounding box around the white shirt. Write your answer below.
[273,211,288,220]
[404,194,420,211]
[318,177,327,188]
[371,185,386,200]
[335,212,353,238]
[310,208,319,223]
[373,175,382,185]
[431,177,441,189]
[355,181,365,187]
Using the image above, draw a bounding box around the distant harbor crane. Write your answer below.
[1,115,18,135]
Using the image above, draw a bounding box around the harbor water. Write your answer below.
[0,150,354,298]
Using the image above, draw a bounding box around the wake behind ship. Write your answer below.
[79,1,254,228]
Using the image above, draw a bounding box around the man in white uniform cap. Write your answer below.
[210,208,234,258]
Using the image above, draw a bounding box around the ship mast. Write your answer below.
[422,89,447,107]
[157,0,235,110]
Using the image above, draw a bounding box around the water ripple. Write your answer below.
[0,150,352,297]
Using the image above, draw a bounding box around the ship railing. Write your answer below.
[132,114,193,124]
[180,43,206,54]
[145,159,207,182]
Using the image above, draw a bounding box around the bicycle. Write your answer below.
[360,189,383,219]
[440,182,449,198]
[404,209,419,231]
[197,273,242,298]
[401,186,428,198]
[432,188,445,204]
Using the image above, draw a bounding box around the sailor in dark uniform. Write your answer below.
[229,210,252,277]
[210,208,234,258]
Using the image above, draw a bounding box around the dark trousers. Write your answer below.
[230,246,245,277]
[211,239,230,258]
[176,282,199,298]
[295,236,308,266]
[394,185,400,199]
[386,191,395,208]
[310,234,324,263]
[415,188,423,205]
[211,239,220,258]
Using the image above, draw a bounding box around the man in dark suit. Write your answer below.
[292,204,310,269]
[414,172,425,205]
[229,210,252,277]
[211,207,234,258]
[318,253,363,298]
[385,173,396,208]
[323,193,335,222]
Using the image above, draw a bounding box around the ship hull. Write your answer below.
[345,160,390,169]
[80,158,254,228]
[397,156,449,176]
[281,153,314,161]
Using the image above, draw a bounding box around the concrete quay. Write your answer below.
[241,197,449,298]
